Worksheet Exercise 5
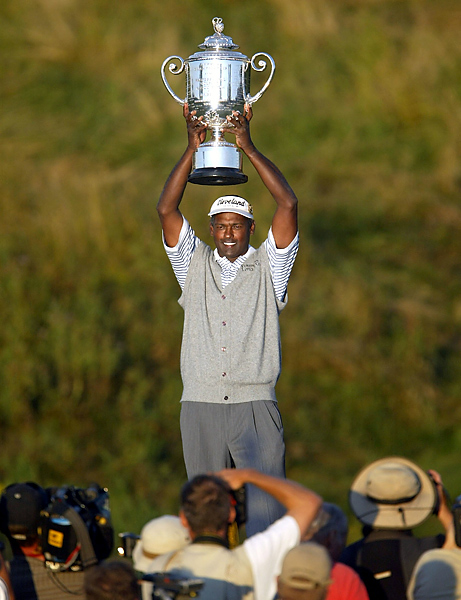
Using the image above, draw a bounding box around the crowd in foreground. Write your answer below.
[0,456,460,600]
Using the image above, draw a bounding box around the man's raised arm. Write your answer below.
[157,104,207,247]
[226,106,298,249]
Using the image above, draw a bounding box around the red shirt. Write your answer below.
[326,562,370,600]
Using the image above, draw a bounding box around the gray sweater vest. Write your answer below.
[178,242,287,404]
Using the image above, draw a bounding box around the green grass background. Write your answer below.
[1,0,460,545]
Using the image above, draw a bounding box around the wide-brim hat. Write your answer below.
[132,515,190,572]
[349,456,437,530]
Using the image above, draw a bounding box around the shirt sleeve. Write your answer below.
[264,228,299,302]
[243,514,300,600]
[163,217,200,290]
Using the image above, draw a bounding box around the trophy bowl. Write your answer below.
[161,17,275,186]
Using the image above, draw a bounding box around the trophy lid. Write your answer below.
[198,17,239,50]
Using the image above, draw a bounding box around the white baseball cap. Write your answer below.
[208,195,254,220]
[132,515,190,572]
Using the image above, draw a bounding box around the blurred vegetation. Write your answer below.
[1,0,460,546]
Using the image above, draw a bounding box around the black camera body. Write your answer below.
[142,572,203,600]
[453,495,461,548]
[39,484,113,572]
[230,486,246,528]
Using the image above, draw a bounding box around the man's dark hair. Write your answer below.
[312,502,349,561]
[180,475,231,535]
[84,561,139,600]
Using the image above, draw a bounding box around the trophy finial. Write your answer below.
[212,17,224,34]
[198,16,239,50]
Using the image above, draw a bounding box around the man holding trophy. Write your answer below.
[157,102,299,537]
[158,17,299,537]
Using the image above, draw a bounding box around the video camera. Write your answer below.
[39,483,113,572]
[142,572,203,600]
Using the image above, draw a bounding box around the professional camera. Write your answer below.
[230,486,246,528]
[226,485,246,548]
[39,483,113,572]
[453,494,461,548]
[117,532,140,559]
[142,572,203,600]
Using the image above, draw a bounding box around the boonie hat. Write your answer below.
[132,515,190,572]
[349,456,437,530]
[0,482,48,540]
[208,195,254,220]
[278,542,332,598]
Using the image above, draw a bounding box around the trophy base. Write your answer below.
[188,168,248,186]
[189,133,247,186]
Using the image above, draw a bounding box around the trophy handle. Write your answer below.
[161,56,186,105]
[246,53,276,105]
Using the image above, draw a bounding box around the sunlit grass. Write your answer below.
[1,0,461,537]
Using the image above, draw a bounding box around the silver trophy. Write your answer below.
[161,17,275,185]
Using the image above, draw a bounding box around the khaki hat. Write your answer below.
[132,515,190,572]
[349,456,437,529]
[278,542,332,599]
[208,196,254,220]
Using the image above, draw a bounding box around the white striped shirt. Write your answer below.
[163,217,299,301]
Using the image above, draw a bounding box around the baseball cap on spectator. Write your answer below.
[0,482,48,541]
[278,542,332,600]
[132,515,190,572]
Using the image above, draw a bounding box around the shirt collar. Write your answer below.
[213,245,255,268]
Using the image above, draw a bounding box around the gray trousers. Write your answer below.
[180,400,286,537]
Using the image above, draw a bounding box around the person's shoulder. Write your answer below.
[145,549,181,572]
[192,240,212,257]
[330,562,370,599]
[332,561,366,583]
[243,514,299,554]
[339,537,365,566]
[410,532,445,553]
[416,546,461,567]
[251,243,271,265]
[332,561,358,575]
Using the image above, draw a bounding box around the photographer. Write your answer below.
[340,458,453,600]
[0,482,86,599]
[407,494,461,600]
[143,468,323,600]
[0,482,111,600]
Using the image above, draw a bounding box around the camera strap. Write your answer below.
[50,500,98,569]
